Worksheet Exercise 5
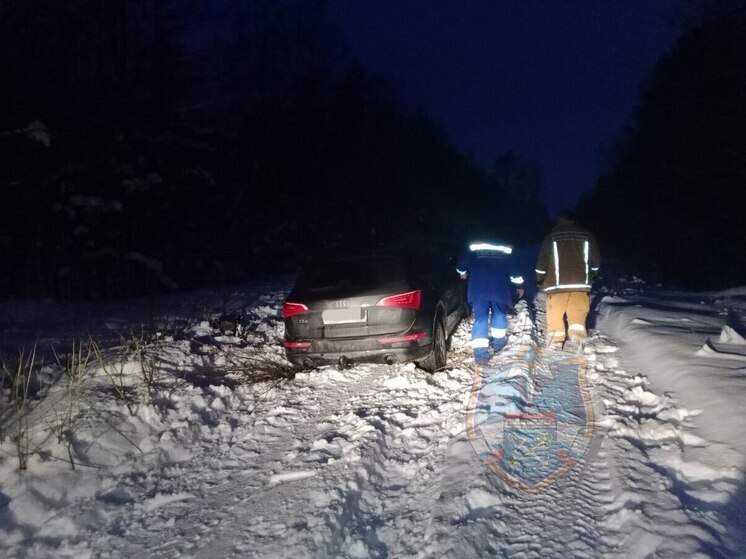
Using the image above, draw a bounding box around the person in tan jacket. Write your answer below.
[535,210,600,347]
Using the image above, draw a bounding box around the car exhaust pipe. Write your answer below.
[384,354,398,365]
[302,358,315,369]
[337,356,351,370]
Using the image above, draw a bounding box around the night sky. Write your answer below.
[331,1,683,215]
[3,1,741,298]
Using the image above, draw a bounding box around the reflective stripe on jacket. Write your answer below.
[535,220,600,293]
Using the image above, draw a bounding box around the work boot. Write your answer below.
[563,337,585,354]
[545,331,565,348]
[568,323,587,340]
[474,348,490,364]
[491,337,507,352]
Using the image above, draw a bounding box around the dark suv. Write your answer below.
[282,253,467,371]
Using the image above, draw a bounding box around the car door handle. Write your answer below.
[445,290,452,299]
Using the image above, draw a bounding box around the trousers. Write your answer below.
[546,291,590,341]
[471,300,508,352]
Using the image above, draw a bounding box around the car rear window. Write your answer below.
[297,257,406,291]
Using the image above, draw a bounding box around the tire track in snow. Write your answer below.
[419,323,614,558]
[588,338,736,556]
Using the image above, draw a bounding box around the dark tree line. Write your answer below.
[577,7,746,289]
[0,0,549,299]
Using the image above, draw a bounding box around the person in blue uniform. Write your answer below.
[457,242,524,363]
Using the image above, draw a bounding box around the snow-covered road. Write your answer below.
[1,282,744,557]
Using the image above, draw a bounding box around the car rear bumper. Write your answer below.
[285,336,432,368]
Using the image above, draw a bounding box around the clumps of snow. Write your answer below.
[381,363,430,390]
[138,492,195,512]
[696,324,746,360]
[625,384,660,407]
[464,487,503,511]
[717,324,746,345]
[268,470,317,485]
[696,341,746,360]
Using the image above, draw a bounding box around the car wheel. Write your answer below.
[446,302,469,351]
[419,318,447,373]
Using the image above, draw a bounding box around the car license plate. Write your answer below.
[322,308,365,324]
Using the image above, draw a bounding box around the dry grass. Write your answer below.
[1,345,37,470]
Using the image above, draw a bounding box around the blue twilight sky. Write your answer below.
[329,1,684,215]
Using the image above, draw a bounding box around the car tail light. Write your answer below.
[284,340,311,349]
[377,332,426,344]
[376,290,422,310]
[282,302,309,319]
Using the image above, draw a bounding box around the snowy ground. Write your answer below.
[1,279,744,558]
